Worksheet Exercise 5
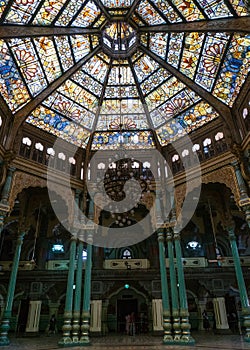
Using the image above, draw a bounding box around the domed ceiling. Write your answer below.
[0,0,249,150]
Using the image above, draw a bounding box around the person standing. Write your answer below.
[125,313,131,335]
[48,314,56,336]
[202,309,210,331]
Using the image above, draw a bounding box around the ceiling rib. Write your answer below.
[0,25,100,38]
[139,17,250,33]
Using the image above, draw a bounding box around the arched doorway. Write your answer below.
[106,286,149,334]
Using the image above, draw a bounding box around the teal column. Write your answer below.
[72,241,83,344]
[166,229,181,341]
[157,229,173,343]
[173,228,195,345]
[58,237,77,347]
[228,227,250,341]
[80,231,93,345]
[0,231,25,346]
[232,161,250,228]
[0,207,9,236]
[0,167,15,205]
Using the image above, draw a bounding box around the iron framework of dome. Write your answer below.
[0,0,249,150]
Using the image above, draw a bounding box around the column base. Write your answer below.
[79,336,91,346]
[0,336,10,346]
[58,337,74,347]
[244,335,250,342]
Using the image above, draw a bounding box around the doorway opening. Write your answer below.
[117,298,137,333]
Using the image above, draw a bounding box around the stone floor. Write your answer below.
[1,331,250,350]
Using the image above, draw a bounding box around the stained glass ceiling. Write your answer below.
[0,0,249,149]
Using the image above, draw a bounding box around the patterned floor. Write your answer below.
[1,331,250,350]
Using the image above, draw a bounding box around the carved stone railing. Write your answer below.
[45,259,86,270]
[0,261,35,271]
[220,256,250,267]
[103,259,150,269]
[165,257,208,268]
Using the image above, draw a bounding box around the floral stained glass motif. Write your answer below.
[71,2,101,27]
[146,77,185,112]
[58,80,98,114]
[33,37,61,83]
[97,114,149,130]
[54,36,74,72]
[197,0,233,18]
[228,0,249,16]
[148,33,169,59]
[43,92,95,130]
[133,54,159,82]
[156,102,219,145]
[92,130,155,150]
[0,0,8,20]
[213,34,250,107]
[70,35,92,62]
[166,33,185,68]
[82,55,109,83]
[195,32,230,91]
[0,39,30,112]
[141,68,171,95]
[151,0,182,23]
[151,88,201,127]
[32,0,68,25]
[102,0,132,7]
[72,71,103,97]
[4,0,41,24]
[180,33,205,79]
[171,0,205,21]
[27,106,90,147]
[8,38,47,96]
[136,0,166,25]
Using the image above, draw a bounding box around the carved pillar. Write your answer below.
[0,231,25,346]
[173,227,195,345]
[79,231,93,345]
[72,241,83,345]
[228,226,250,342]
[157,229,173,343]
[0,167,15,205]
[58,237,77,347]
[166,229,181,341]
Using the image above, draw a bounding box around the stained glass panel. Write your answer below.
[27,106,90,147]
[4,0,41,24]
[195,32,230,91]
[196,0,233,18]
[141,68,171,95]
[136,0,166,25]
[146,77,185,111]
[54,36,74,72]
[72,71,103,97]
[213,34,250,107]
[133,54,159,82]
[71,2,101,27]
[82,55,109,83]
[33,37,61,83]
[151,0,182,23]
[148,33,169,59]
[33,0,68,25]
[8,37,47,96]
[92,130,155,150]
[0,39,30,112]
[228,0,249,16]
[180,33,205,79]
[70,35,92,62]
[171,0,205,21]
[156,102,219,145]
[166,33,184,68]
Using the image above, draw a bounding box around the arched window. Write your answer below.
[32,142,44,163]
[57,152,66,171]
[82,249,87,261]
[122,248,132,259]
[69,157,76,176]
[20,136,32,158]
